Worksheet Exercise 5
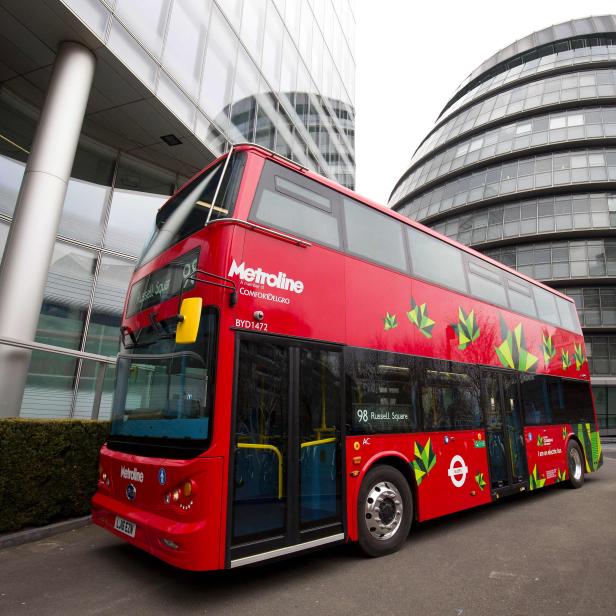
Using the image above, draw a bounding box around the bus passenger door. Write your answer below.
[482,370,528,494]
[501,374,528,485]
[229,336,343,566]
[297,347,343,540]
[230,338,289,557]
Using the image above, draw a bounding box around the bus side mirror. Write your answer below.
[175,297,202,344]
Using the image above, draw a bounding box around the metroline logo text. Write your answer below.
[120,466,144,483]
[228,260,304,294]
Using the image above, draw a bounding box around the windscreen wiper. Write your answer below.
[120,313,176,350]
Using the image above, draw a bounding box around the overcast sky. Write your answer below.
[354,0,616,206]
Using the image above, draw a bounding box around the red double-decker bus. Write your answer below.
[92,143,603,570]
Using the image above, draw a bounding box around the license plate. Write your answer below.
[114,516,136,538]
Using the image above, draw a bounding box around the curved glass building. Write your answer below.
[389,16,616,435]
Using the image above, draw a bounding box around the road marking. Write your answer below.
[489,571,539,582]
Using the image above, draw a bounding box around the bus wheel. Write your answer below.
[566,440,585,489]
[357,465,412,557]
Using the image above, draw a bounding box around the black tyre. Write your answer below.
[566,440,585,489]
[357,465,413,557]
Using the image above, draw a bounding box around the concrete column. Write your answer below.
[0,42,96,418]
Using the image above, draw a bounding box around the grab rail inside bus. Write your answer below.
[237,443,284,499]
[300,437,336,449]
[236,438,336,501]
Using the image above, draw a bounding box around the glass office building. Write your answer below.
[0,0,355,418]
[389,16,616,435]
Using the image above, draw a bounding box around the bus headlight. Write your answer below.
[99,463,110,487]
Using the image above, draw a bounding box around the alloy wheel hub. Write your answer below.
[364,481,403,540]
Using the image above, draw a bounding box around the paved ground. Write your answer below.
[1,446,616,616]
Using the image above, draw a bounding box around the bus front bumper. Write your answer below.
[91,492,216,571]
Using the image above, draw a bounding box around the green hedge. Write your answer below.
[0,419,109,532]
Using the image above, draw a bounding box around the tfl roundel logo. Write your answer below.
[447,455,469,488]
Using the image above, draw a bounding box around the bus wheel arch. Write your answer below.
[356,458,415,557]
[370,455,418,516]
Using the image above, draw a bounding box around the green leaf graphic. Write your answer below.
[495,319,538,372]
[562,426,568,441]
[576,423,591,472]
[574,421,603,472]
[537,434,544,447]
[541,332,556,367]
[573,343,586,371]
[529,465,546,491]
[561,349,572,370]
[590,428,602,470]
[383,312,398,331]
[474,472,486,491]
[556,468,567,482]
[452,307,480,350]
[412,438,437,486]
[407,297,435,338]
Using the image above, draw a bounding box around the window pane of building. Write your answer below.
[37,242,97,351]
[58,178,110,246]
[85,256,135,356]
[20,354,78,419]
[73,360,116,421]
[0,220,9,262]
[161,0,210,98]
[75,256,135,420]
[20,243,97,419]
[200,6,238,122]
[105,188,167,257]
[0,154,25,217]
[230,47,260,141]
[115,0,171,58]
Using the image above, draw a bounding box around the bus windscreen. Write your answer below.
[109,309,218,447]
[138,151,246,267]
